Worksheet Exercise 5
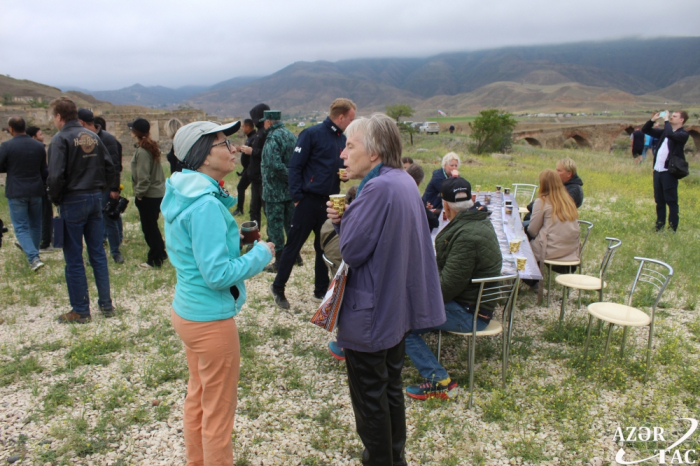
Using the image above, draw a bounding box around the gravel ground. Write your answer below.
[0,227,698,465]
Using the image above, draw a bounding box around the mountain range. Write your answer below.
[12,37,700,116]
[182,37,700,115]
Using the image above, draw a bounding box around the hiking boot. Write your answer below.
[30,259,45,272]
[270,284,289,310]
[113,253,125,264]
[406,379,458,400]
[328,341,345,361]
[232,209,244,216]
[99,305,115,318]
[57,311,91,324]
[295,254,304,267]
[311,291,324,303]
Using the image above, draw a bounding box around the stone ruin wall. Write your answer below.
[0,107,245,155]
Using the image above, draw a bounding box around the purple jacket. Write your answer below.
[336,166,445,352]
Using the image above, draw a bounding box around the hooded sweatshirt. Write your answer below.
[161,170,272,322]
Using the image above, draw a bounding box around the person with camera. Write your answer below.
[47,97,116,323]
[642,110,689,232]
[129,117,167,268]
[78,109,124,263]
[642,110,690,231]
[161,120,273,466]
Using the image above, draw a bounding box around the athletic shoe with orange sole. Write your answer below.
[406,379,458,400]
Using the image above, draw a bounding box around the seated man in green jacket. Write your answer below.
[405,177,502,400]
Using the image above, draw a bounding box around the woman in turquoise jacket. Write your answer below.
[161,120,273,466]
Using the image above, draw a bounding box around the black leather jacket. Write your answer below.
[47,120,116,204]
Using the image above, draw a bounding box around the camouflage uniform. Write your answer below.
[261,122,296,254]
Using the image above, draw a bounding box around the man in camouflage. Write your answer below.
[260,110,296,272]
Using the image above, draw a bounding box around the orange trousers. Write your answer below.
[171,309,240,466]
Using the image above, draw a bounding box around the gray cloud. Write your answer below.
[1,0,697,90]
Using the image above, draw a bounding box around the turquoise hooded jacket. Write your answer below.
[161,170,272,322]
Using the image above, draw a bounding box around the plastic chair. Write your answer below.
[583,257,673,382]
[436,274,520,409]
[554,237,621,323]
[512,184,538,216]
[543,220,594,307]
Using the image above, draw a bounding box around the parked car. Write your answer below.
[297,122,306,127]
[419,122,440,134]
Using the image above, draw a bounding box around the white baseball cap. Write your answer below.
[173,120,241,162]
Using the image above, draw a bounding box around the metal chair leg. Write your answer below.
[597,319,603,336]
[468,328,477,409]
[583,314,594,359]
[644,324,655,383]
[578,289,582,311]
[437,331,442,363]
[505,284,520,377]
[603,323,614,363]
[547,263,552,307]
[620,327,629,358]
[501,332,507,390]
[559,286,569,324]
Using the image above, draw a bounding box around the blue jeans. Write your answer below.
[642,145,651,161]
[101,192,122,256]
[7,196,42,264]
[60,192,113,316]
[405,301,488,381]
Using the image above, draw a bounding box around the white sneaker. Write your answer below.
[138,262,153,269]
[30,260,45,272]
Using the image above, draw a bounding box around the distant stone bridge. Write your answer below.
[514,123,700,153]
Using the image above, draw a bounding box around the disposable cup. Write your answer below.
[509,239,521,253]
[330,194,346,216]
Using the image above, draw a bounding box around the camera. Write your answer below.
[104,196,130,220]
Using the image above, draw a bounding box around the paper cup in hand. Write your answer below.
[329,194,346,217]
[338,168,347,180]
[240,221,259,245]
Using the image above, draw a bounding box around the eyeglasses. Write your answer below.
[212,139,234,152]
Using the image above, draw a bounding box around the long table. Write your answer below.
[431,191,543,281]
[479,191,542,281]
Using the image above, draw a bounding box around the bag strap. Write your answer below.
[322,230,337,249]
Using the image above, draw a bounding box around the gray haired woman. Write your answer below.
[326,113,444,465]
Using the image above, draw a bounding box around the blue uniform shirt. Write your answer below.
[288,117,346,202]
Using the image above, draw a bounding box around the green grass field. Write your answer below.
[0,133,699,465]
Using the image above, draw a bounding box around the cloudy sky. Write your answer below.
[1,0,696,91]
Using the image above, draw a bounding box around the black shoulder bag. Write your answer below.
[668,156,689,179]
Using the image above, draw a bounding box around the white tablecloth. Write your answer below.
[432,191,543,280]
